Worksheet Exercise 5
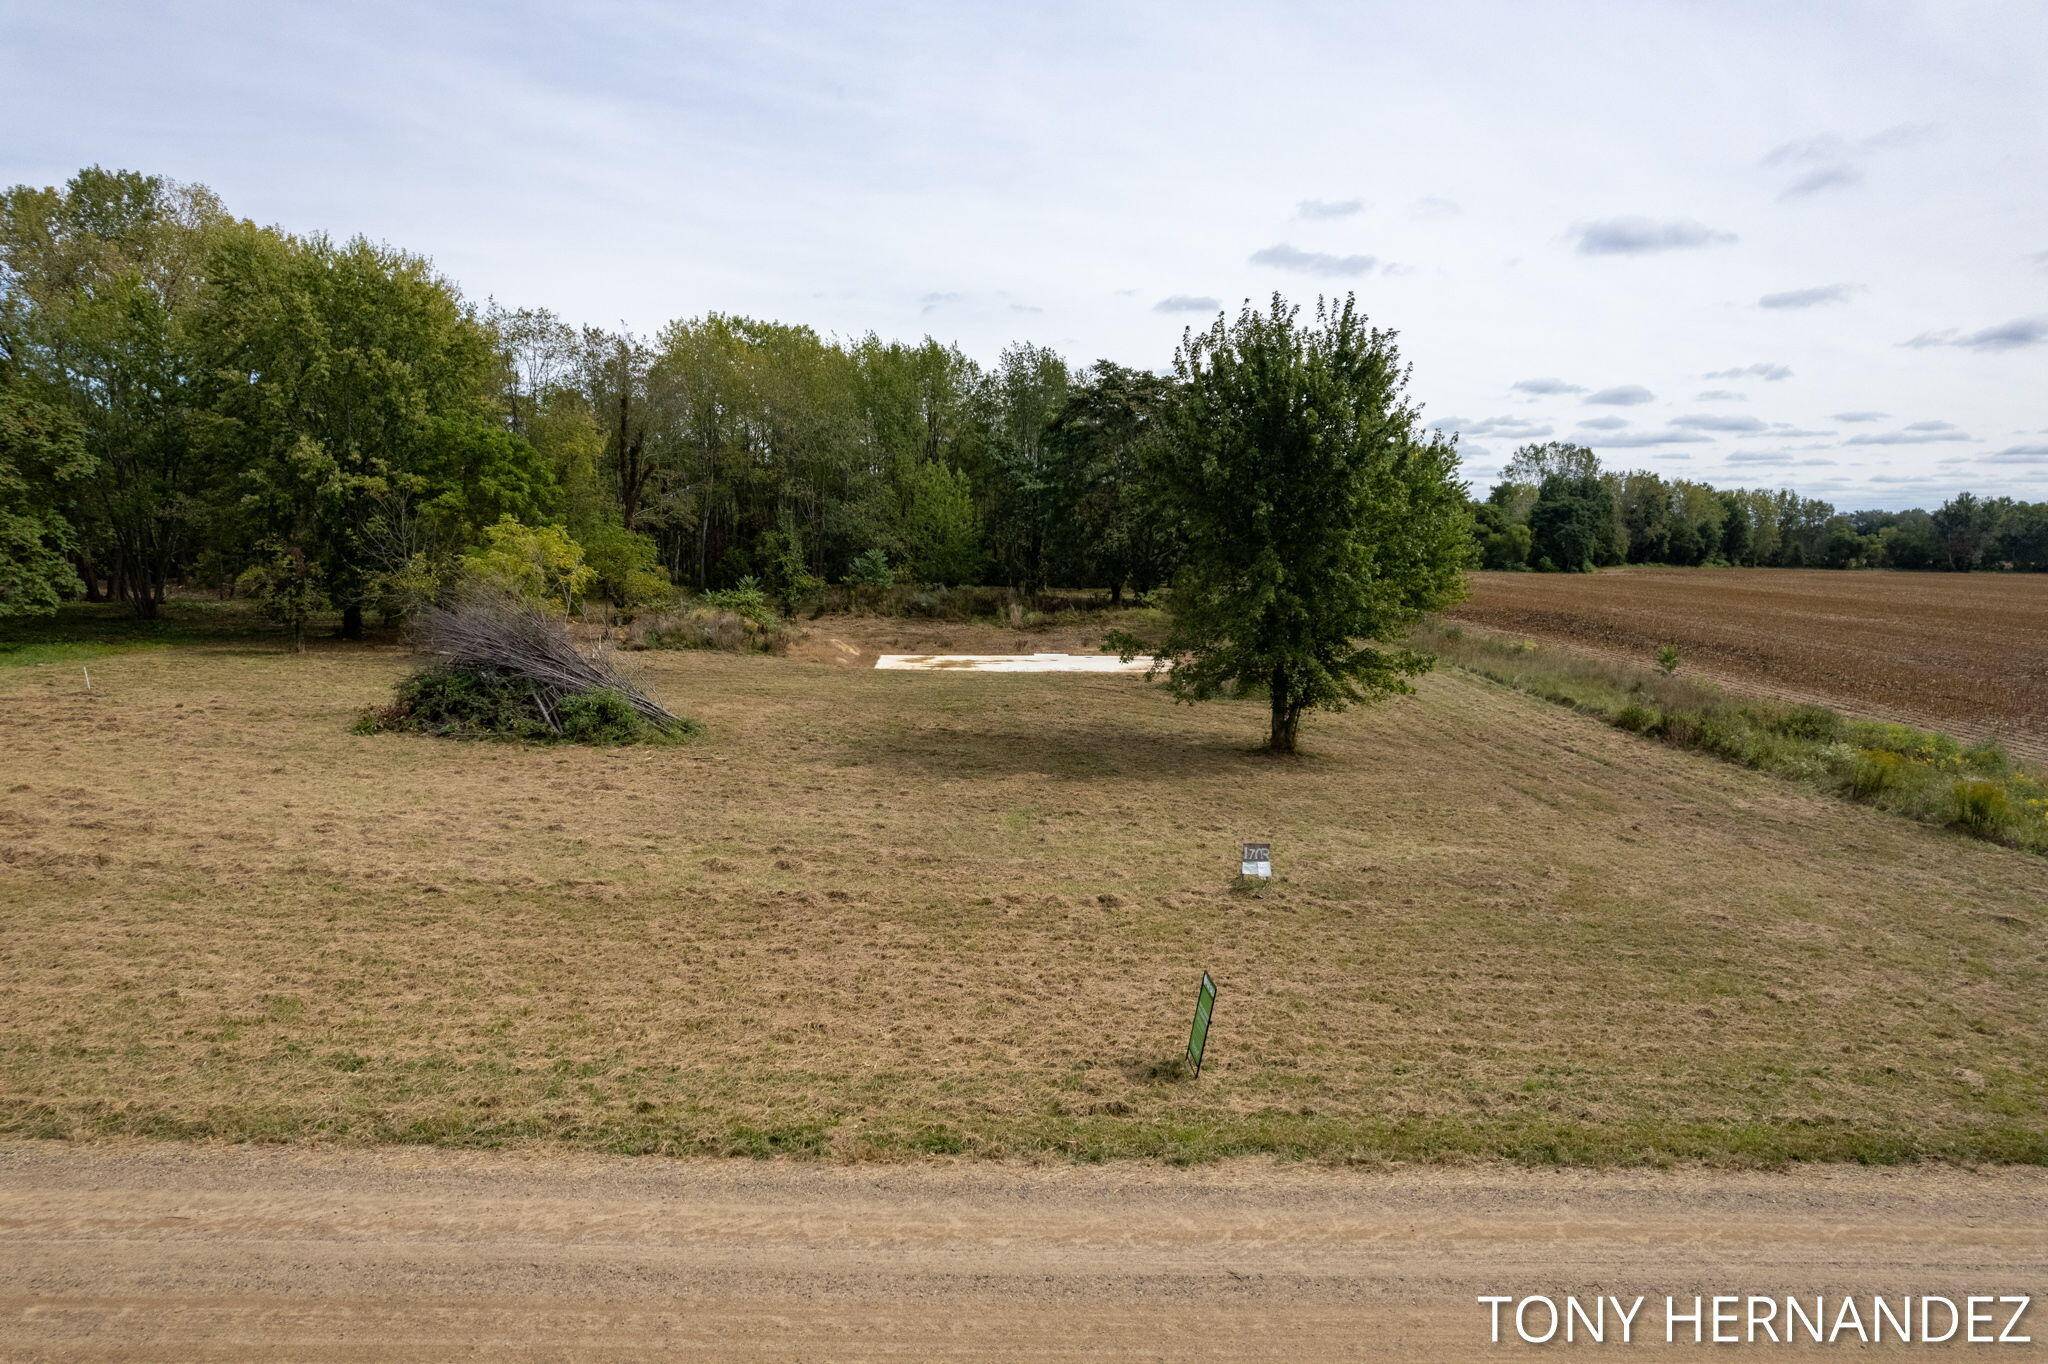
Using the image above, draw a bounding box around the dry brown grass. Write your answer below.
[1453,567,2048,763]
[1,607,2044,1163]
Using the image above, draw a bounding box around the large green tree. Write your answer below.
[0,167,226,614]
[1044,360,1181,601]
[196,226,543,636]
[1137,294,1470,753]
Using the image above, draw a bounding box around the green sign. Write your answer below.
[1186,972,1217,1076]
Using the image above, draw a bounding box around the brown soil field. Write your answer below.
[1,606,2045,1164]
[1451,568,2048,764]
[5,1141,2044,1361]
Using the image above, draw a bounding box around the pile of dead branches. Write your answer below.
[402,587,687,737]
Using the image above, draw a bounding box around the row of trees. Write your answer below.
[1473,443,2048,573]
[1,167,1193,628]
[3,167,1480,752]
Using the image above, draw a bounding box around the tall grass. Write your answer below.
[1415,621,2048,856]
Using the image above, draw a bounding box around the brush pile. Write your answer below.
[359,588,695,744]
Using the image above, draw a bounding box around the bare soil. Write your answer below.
[2,1141,2043,1360]
[1451,568,2048,763]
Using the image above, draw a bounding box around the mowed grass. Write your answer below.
[1,605,2045,1164]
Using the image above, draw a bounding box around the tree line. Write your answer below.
[3,166,1484,752]
[1473,442,2048,574]
[0,167,1199,628]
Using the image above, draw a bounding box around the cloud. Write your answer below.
[1903,316,2048,351]
[1696,389,1744,402]
[1846,426,1977,446]
[1758,283,1861,309]
[1986,444,2048,464]
[1673,413,1768,433]
[1008,302,1043,314]
[2032,250,2048,271]
[1763,124,1935,199]
[1296,198,1364,220]
[1429,415,1553,439]
[1703,362,1792,381]
[1724,452,1838,466]
[1578,416,1631,431]
[919,291,961,313]
[1776,165,1863,200]
[1832,410,1888,423]
[1152,294,1220,314]
[1585,384,1655,406]
[1410,196,1462,220]
[1570,216,1738,255]
[1249,242,1378,276]
[1510,377,1586,396]
[1587,430,1716,448]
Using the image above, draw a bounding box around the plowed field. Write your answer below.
[1452,568,2048,763]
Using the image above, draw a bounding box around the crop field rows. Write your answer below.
[1451,568,2048,765]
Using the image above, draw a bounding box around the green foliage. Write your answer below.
[1471,502,1531,570]
[1655,643,1680,675]
[0,388,91,616]
[1949,779,2014,838]
[900,460,982,587]
[579,523,673,610]
[633,605,795,654]
[1418,621,2048,856]
[700,577,778,626]
[1528,470,1611,573]
[1141,294,1471,752]
[461,518,595,612]
[1043,360,1180,601]
[845,547,894,588]
[363,663,688,744]
[235,541,326,651]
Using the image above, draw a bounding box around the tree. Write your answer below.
[1470,500,1530,570]
[462,517,594,612]
[900,460,980,586]
[1135,294,1470,753]
[195,226,517,637]
[1527,472,1610,571]
[1932,492,1997,571]
[1044,360,1180,601]
[0,167,227,614]
[0,387,91,615]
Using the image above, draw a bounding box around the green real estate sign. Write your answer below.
[1186,972,1217,1076]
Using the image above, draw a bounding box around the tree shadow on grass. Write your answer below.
[839,720,1275,782]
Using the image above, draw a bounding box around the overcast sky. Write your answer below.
[5,1,2044,509]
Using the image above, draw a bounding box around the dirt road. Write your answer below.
[2,1144,2044,1360]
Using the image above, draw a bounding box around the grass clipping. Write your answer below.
[361,589,696,745]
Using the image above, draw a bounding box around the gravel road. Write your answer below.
[2,1142,2043,1360]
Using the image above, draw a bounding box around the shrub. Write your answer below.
[1613,702,1658,734]
[1844,748,1906,800]
[462,518,595,613]
[701,578,779,627]
[555,687,647,744]
[846,548,895,589]
[634,606,794,655]
[1655,644,1680,675]
[1950,779,2014,838]
[1768,703,1843,743]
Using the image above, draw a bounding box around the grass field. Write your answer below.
[1452,567,2048,763]
[2,602,2045,1164]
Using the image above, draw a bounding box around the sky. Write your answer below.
[4,0,2044,509]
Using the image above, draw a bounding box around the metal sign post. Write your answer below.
[1186,972,1217,1077]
